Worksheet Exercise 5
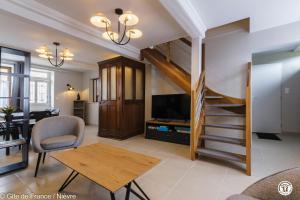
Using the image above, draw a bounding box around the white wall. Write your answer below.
[205,20,300,98]
[151,66,186,95]
[254,51,300,133]
[54,70,83,115]
[30,65,84,116]
[82,70,99,125]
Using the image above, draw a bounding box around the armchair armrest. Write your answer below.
[73,117,85,147]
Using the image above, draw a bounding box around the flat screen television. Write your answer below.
[152,94,190,121]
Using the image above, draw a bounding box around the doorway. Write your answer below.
[252,63,282,134]
[253,49,300,135]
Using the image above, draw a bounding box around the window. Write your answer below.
[0,66,12,108]
[30,68,53,109]
[91,78,100,102]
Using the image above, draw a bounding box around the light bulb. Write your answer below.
[90,13,111,28]
[126,29,143,39]
[119,11,139,26]
[102,31,119,40]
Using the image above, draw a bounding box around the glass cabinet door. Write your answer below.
[110,66,117,100]
[98,64,120,137]
[101,68,108,101]
[124,66,134,100]
[100,66,118,101]
[135,68,144,100]
[124,65,144,101]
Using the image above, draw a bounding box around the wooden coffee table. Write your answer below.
[51,143,160,200]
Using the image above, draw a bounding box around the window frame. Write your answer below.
[30,68,52,108]
[91,78,100,102]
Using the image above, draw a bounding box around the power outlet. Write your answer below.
[284,88,290,94]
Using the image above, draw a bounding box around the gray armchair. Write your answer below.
[32,115,85,177]
[227,168,300,200]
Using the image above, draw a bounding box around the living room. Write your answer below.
[0,0,300,200]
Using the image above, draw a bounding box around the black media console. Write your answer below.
[145,120,190,145]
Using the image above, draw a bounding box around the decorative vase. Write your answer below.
[77,93,81,101]
[4,114,13,122]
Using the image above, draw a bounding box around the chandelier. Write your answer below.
[36,42,74,67]
[90,8,142,45]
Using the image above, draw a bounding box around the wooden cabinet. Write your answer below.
[73,100,86,123]
[98,56,145,139]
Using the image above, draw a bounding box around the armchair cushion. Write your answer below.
[41,135,77,150]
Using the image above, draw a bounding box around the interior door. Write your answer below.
[98,64,120,137]
[252,63,282,134]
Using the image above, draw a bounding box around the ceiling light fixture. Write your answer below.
[36,42,74,68]
[90,8,142,45]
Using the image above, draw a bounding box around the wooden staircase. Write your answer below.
[141,39,252,175]
[197,92,249,168]
[191,64,252,176]
[141,48,191,94]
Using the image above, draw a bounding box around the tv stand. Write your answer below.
[154,119,171,123]
[145,120,190,145]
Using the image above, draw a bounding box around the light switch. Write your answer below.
[284,88,290,94]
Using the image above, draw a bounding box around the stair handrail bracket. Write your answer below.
[190,71,205,160]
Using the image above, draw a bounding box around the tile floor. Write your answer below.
[0,126,299,200]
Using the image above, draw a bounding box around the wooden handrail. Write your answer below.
[246,62,251,87]
[196,71,205,92]
[245,62,252,176]
[190,71,206,160]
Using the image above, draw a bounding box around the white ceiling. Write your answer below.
[0,10,119,71]
[191,0,300,32]
[2,0,300,72]
[35,0,186,49]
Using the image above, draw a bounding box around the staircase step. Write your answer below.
[197,148,246,163]
[206,113,245,117]
[206,104,245,107]
[205,96,223,99]
[204,123,245,130]
[201,135,245,145]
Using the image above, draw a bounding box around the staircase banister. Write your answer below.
[195,70,205,93]
[247,62,251,87]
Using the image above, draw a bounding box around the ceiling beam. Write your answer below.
[0,0,140,59]
[159,0,207,38]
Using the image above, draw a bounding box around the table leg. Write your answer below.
[125,182,132,200]
[58,170,79,192]
[132,180,150,200]
[5,127,10,156]
[110,192,116,200]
